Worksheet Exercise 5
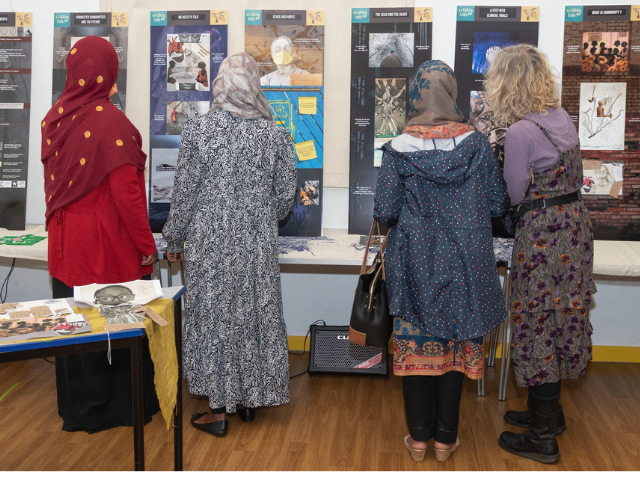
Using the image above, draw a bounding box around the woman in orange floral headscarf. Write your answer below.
[42,36,159,433]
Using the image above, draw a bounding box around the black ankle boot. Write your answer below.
[238,407,255,422]
[504,392,567,434]
[499,393,561,464]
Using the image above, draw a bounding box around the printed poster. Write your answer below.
[148,11,228,232]
[245,10,324,237]
[0,298,91,343]
[348,7,432,235]
[0,12,32,230]
[562,5,640,240]
[52,12,129,111]
[454,6,539,169]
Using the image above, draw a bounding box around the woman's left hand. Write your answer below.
[166,252,184,263]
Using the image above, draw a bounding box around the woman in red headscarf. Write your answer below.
[42,36,159,433]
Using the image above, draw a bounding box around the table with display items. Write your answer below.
[0,285,185,471]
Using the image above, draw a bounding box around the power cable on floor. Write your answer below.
[289,319,326,379]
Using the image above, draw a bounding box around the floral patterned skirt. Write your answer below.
[392,317,483,379]
[511,308,593,387]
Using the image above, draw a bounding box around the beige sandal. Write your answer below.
[434,438,460,462]
[404,434,427,462]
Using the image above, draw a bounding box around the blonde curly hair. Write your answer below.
[484,44,560,125]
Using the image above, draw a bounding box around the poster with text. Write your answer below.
[53,12,129,112]
[348,7,432,235]
[148,11,228,232]
[245,9,324,237]
[562,5,640,240]
[0,12,32,230]
[454,6,539,170]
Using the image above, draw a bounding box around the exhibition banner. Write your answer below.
[562,5,640,240]
[245,9,324,237]
[348,7,432,235]
[148,10,228,232]
[0,12,32,230]
[454,5,539,169]
[52,12,129,112]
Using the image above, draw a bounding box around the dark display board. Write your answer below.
[245,10,324,237]
[562,5,640,240]
[454,5,539,169]
[0,12,32,230]
[348,7,432,235]
[245,10,325,237]
[53,12,129,111]
[148,10,228,232]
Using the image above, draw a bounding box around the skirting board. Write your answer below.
[287,337,640,363]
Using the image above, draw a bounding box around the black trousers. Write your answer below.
[402,371,464,444]
[52,276,160,433]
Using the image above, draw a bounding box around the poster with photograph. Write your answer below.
[562,5,640,240]
[348,7,432,235]
[74,279,163,332]
[74,279,163,309]
[0,12,32,230]
[454,6,539,168]
[245,9,324,237]
[53,12,129,111]
[0,298,91,343]
[148,11,228,232]
[582,160,624,196]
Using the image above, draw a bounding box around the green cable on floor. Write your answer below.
[0,382,19,402]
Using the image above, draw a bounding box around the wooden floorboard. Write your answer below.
[0,354,639,471]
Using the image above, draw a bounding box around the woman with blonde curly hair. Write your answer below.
[485,45,596,464]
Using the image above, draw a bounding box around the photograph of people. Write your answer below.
[41,36,159,433]
[260,36,309,86]
[162,52,297,437]
[374,60,508,464]
[485,44,596,464]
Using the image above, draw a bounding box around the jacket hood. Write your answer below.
[381,132,489,187]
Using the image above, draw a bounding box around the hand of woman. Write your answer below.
[166,252,184,263]
[142,252,158,265]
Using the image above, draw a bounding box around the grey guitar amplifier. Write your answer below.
[308,325,388,376]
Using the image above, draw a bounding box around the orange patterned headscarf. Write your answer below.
[41,36,146,225]
[403,60,475,140]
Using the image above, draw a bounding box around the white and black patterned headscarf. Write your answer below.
[210,53,273,122]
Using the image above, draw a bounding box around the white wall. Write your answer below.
[1,0,638,347]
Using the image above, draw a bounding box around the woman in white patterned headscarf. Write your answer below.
[163,52,297,437]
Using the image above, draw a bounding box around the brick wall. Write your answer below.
[562,21,640,240]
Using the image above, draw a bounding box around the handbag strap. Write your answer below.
[360,220,389,280]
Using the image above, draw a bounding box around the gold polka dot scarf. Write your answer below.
[41,36,146,225]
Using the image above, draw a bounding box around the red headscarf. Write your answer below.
[41,36,146,225]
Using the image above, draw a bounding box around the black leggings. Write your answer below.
[530,380,561,400]
[402,371,464,444]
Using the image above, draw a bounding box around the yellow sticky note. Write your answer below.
[294,140,317,161]
[299,97,317,115]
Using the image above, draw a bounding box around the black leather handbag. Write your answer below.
[349,221,393,349]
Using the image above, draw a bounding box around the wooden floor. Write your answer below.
[0,354,639,471]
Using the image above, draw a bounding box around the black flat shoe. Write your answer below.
[237,408,255,423]
[191,412,228,437]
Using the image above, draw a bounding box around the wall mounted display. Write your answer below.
[245,9,324,237]
[148,11,228,232]
[454,6,539,168]
[562,5,640,240]
[348,7,432,235]
[0,12,32,230]
[53,12,129,111]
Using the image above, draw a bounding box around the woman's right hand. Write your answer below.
[166,252,184,263]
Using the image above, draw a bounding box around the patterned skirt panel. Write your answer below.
[392,317,484,380]
[510,308,593,387]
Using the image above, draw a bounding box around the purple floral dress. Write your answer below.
[509,119,596,387]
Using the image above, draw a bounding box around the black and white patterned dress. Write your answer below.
[162,108,297,412]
